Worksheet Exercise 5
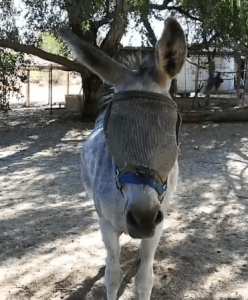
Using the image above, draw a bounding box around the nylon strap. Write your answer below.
[115,165,167,200]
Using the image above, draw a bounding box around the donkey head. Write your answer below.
[60,18,187,239]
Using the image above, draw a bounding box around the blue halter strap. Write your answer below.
[115,165,167,202]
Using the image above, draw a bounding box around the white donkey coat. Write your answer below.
[60,17,187,300]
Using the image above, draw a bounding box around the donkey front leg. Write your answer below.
[99,217,123,300]
[135,222,164,300]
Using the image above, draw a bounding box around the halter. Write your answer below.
[115,165,167,204]
[103,90,181,204]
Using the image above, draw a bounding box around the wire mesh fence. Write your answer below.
[175,50,248,109]
[2,49,248,113]
[118,48,248,111]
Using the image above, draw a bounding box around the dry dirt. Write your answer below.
[0,108,248,300]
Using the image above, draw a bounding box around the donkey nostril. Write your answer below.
[126,211,138,227]
[154,210,163,225]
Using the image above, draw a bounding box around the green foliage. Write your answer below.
[80,20,91,31]
[30,71,46,83]
[126,0,149,15]
[0,49,28,110]
[181,0,248,47]
[90,0,105,11]
[41,32,69,58]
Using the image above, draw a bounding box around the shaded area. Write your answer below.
[69,122,248,300]
[1,108,248,300]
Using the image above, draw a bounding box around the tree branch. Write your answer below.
[167,6,200,21]
[0,39,90,77]
[189,32,218,51]
[100,0,127,57]
[148,2,200,21]
[240,42,248,49]
[95,17,110,31]
[140,14,157,47]
[64,0,96,43]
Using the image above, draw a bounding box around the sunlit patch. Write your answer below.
[222,202,246,215]
[202,265,234,292]
[240,137,248,143]
[194,204,216,214]
[201,191,217,200]
[28,135,39,140]
[167,232,188,243]
[226,152,248,191]
[78,191,87,197]
[0,142,31,158]
[209,183,222,190]
[227,160,248,176]
[7,121,25,126]
[226,152,248,163]
[1,108,248,299]
[0,229,103,297]
[0,202,34,220]
[61,129,85,141]
[201,140,217,150]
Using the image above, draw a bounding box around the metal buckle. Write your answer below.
[158,182,167,204]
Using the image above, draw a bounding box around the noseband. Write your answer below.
[115,165,167,204]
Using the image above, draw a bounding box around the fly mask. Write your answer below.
[104,90,181,201]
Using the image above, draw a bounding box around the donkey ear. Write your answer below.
[155,18,187,81]
[59,28,134,87]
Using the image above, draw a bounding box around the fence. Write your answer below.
[118,47,248,110]
[5,49,248,112]
[22,65,82,108]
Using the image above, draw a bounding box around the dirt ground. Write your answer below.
[0,107,248,300]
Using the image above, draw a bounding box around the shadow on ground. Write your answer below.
[1,109,248,300]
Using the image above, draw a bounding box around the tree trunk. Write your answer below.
[82,74,103,120]
[0,39,89,75]
[80,0,126,120]
[205,59,215,106]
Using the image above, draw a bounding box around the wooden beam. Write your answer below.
[22,64,74,72]
[181,108,248,123]
[118,47,248,57]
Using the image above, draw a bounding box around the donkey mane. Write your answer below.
[119,52,151,71]
[99,53,155,111]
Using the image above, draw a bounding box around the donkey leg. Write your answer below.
[99,217,123,300]
[135,222,164,300]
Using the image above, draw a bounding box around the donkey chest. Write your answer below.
[81,122,127,232]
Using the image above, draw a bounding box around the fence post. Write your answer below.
[67,71,70,95]
[244,55,248,106]
[234,52,241,107]
[25,70,30,107]
[48,68,51,105]
[193,54,200,109]
[49,65,53,115]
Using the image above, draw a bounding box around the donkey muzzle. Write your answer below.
[125,202,164,239]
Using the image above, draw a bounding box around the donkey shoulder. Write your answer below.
[81,113,126,230]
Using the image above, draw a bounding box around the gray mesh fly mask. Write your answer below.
[104,90,181,201]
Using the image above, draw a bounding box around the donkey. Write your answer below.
[60,18,187,300]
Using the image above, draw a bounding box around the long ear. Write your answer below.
[155,18,187,82]
[59,29,134,87]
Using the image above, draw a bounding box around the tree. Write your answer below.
[181,0,248,50]
[40,32,69,59]
[0,0,247,116]
[0,49,28,111]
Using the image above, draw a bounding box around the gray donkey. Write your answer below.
[60,18,187,300]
